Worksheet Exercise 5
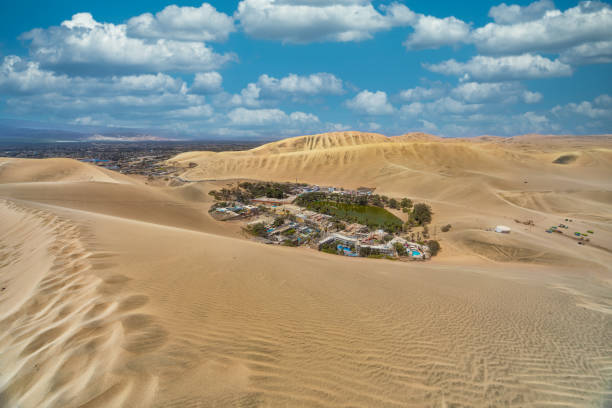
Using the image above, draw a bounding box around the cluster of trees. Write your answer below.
[239,181,297,199]
[295,191,412,211]
[245,222,267,237]
[209,181,302,202]
[394,242,407,256]
[427,240,440,256]
[408,203,432,226]
[319,241,339,255]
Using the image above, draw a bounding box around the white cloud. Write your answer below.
[594,94,612,106]
[258,73,343,95]
[168,105,214,118]
[21,13,235,75]
[0,56,186,96]
[346,90,394,115]
[0,56,69,94]
[227,107,319,125]
[399,86,446,102]
[425,54,573,81]
[522,90,543,104]
[289,111,320,123]
[225,72,344,107]
[404,15,470,50]
[473,1,612,55]
[488,0,555,24]
[191,72,223,94]
[229,83,262,107]
[552,94,612,119]
[520,111,550,130]
[235,0,414,43]
[451,81,541,104]
[399,102,424,116]
[559,40,612,65]
[428,97,482,114]
[127,3,235,42]
[451,82,518,103]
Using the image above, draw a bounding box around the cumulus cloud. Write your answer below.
[0,56,186,96]
[127,3,235,42]
[559,40,612,65]
[425,54,573,81]
[0,56,69,94]
[191,72,223,94]
[257,73,343,95]
[225,72,344,107]
[451,82,520,103]
[227,107,319,125]
[235,0,414,43]
[488,0,555,24]
[399,86,445,102]
[522,90,543,103]
[552,94,612,119]
[473,1,612,55]
[21,13,235,75]
[404,15,471,50]
[346,90,394,115]
[229,83,262,107]
[167,104,214,118]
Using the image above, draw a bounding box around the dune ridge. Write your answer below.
[0,200,159,407]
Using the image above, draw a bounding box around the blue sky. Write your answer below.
[0,0,611,139]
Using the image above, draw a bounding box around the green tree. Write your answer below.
[411,203,432,225]
[389,198,399,209]
[246,223,267,237]
[394,242,407,256]
[400,198,413,209]
[427,240,440,256]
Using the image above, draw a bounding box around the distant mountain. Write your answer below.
[0,119,183,143]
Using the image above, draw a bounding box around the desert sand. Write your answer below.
[0,132,611,407]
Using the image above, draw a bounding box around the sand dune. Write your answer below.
[1,132,611,407]
[170,131,612,268]
[0,158,129,184]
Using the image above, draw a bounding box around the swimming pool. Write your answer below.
[412,251,421,257]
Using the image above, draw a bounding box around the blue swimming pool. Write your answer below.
[412,251,421,257]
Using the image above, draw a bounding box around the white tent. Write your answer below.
[495,225,511,233]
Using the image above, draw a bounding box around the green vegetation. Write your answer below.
[282,228,296,236]
[298,199,403,232]
[394,242,407,256]
[272,217,285,228]
[410,203,432,226]
[427,240,440,256]
[282,239,298,247]
[209,181,304,202]
[319,242,339,255]
[400,198,413,209]
[245,222,267,237]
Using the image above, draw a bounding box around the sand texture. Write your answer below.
[1,132,611,407]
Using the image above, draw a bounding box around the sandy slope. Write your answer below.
[1,133,612,407]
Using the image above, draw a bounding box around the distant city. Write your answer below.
[0,141,263,177]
